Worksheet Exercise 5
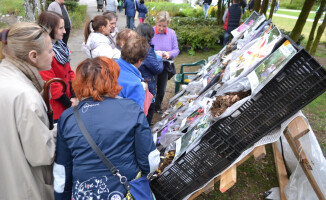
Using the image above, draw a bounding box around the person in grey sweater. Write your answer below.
[48,0,71,45]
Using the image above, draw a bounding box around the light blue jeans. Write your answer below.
[203,3,209,18]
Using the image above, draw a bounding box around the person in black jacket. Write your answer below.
[240,0,247,13]
[222,0,242,46]
[136,23,163,124]
[202,0,212,18]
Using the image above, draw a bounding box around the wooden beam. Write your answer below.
[284,116,309,140]
[203,180,215,194]
[220,165,237,193]
[284,122,326,200]
[272,142,289,200]
[253,145,266,161]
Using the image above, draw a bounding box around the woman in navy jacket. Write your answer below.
[54,57,160,200]
[136,23,163,124]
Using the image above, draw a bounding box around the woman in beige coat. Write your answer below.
[0,23,57,200]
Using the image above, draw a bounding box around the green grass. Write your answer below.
[0,0,25,16]
[196,144,278,200]
[271,15,326,57]
[273,10,319,20]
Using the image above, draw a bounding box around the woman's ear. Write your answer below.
[28,50,38,65]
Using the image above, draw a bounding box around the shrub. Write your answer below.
[70,5,87,29]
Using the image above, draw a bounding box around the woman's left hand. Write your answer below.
[163,51,171,60]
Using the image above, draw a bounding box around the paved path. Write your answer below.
[68,0,139,71]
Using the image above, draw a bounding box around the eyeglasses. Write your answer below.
[34,24,48,40]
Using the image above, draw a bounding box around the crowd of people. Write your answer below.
[0,0,179,197]
[0,0,273,198]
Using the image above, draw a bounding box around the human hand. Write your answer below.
[162,51,171,59]
[156,51,164,57]
[70,98,78,107]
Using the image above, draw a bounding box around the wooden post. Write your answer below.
[272,142,289,200]
[220,165,237,193]
[284,116,325,200]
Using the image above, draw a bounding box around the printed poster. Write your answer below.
[248,40,297,96]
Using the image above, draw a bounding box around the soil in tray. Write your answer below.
[210,91,251,117]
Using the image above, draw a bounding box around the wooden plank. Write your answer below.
[272,142,289,200]
[188,176,221,200]
[203,180,215,194]
[253,145,266,161]
[220,165,237,193]
[285,116,309,140]
[284,127,326,200]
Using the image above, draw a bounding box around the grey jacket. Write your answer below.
[0,59,57,200]
[48,0,72,27]
[106,0,119,12]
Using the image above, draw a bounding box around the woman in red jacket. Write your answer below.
[38,11,76,122]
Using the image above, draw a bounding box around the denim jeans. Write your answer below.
[126,16,134,29]
[203,3,209,18]
[223,31,231,46]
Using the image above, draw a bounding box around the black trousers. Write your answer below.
[146,102,155,125]
[155,67,169,111]
[63,28,71,45]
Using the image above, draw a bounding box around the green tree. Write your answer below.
[310,13,326,55]
[306,0,326,52]
[289,0,316,43]
[260,0,269,15]
[254,0,261,12]
[268,0,277,19]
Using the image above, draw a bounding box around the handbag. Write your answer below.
[143,87,153,116]
[163,60,176,80]
[73,106,155,200]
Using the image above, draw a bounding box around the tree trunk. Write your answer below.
[217,0,223,25]
[306,0,326,52]
[260,0,269,15]
[24,0,46,22]
[290,0,293,4]
[254,0,261,12]
[310,13,326,55]
[289,0,316,43]
[269,0,276,19]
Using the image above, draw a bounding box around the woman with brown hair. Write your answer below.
[38,11,76,122]
[82,15,121,59]
[54,57,159,199]
[0,22,56,199]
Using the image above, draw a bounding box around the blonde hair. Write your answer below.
[116,28,138,48]
[0,22,48,61]
[155,11,171,23]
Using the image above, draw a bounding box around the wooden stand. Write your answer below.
[275,116,326,200]
[188,116,325,200]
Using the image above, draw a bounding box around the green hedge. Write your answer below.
[148,17,223,55]
[145,2,203,18]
